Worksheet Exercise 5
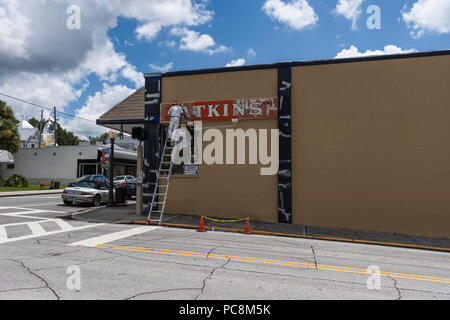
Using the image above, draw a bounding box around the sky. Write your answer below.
[0,0,449,138]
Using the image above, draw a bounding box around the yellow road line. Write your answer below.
[96,243,450,285]
[133,221,450,253]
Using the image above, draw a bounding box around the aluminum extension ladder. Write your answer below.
[146,135,174,225]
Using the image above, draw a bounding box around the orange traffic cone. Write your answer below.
[244,219,250,234]
[198,216,206,232]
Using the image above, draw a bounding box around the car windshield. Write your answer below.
[75,181,96,189]
[114,176,125,181]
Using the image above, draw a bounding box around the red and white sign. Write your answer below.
[160,97,278,123]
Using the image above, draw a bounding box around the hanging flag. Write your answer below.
[101,148,111,169]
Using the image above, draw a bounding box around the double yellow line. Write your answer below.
[134,221,450,253]
[96,243,450,285]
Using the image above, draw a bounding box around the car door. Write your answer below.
[98,183,110,202]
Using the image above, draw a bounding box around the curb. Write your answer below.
[69,210,450,253]
[135,220,450,253]
[0,190,63,197]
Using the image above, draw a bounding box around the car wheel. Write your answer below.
[92,195,101,207]
[63,200,73,206]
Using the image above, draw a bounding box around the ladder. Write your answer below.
[146,136,174,225]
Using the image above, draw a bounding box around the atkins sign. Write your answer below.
[160,97,278,123]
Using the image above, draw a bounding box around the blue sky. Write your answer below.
[0,0,449,137]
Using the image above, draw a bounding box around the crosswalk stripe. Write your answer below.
[68,226,160,247]
[0,226,7,240]
[28,222,47,236]
[0,223,104,244]
[54,219,74,231]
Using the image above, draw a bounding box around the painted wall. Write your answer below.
[0,145,98,185]
[161,69,279,222]
[291,54,450,238]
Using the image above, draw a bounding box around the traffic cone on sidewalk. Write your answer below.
[244,219,250,234]
[198,216,206,232]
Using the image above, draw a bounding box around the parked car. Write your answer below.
[62,180,114,206]
[113,175,135,187]
[80,174,109,183]
[68,174,109,187]
[123,178,136,199]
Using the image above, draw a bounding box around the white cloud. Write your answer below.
[149,62,174,73]
[0,0,217,136]
[98,0,214,41]
[334,0,365,30]
[171,27,230,54]
[262,0,318,31]
[121,64,145,88]
[1,71,83,122]
[402,0,450,39]
[225,58,246,67]
[0,1,30,59]
[81,39,128,81]
[335,45,417,59]
[135,22,163,41]
[63,83,135,138]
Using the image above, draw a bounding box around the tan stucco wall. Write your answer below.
[162,69,278,222]
[291,55,450,237]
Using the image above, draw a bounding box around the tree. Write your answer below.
[28,117,49,132]
[0,100,20,153]
[88,132,109,143]
[55,123,79,146]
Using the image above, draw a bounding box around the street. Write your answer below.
[0,194,449,300]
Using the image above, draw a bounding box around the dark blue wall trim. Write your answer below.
[143,74,162,215]
[278,67,292,224]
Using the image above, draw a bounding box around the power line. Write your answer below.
[0,92,97,124]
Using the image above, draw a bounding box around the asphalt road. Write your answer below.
[0,194,449,300]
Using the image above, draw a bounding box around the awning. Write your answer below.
[97,87,145,134]
[0,150,14,163]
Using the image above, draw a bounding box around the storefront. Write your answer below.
[98,50,450,238]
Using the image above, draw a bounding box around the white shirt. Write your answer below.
[168,105,184,118]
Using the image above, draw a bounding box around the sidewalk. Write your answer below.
[0,189,63,197]
[71,203,450,252]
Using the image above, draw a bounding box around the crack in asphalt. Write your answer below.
[11,259,60,300]
[0,286,48,294]
[311,245,318,270]
[124,287,200,300]
[387,275,402,300]
[195,258,231,300]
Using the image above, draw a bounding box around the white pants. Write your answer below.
[168,116,180,139]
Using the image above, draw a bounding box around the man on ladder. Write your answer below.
[167,101,185,141]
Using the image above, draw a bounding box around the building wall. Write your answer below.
[291,54,450,238]
[162,69,279,222]
[0,145,98,185]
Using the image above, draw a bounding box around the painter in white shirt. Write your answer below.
[168,104,185,138]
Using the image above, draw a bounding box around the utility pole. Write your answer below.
[38,110,43,148]
[136,141,143,215]
[53,107,57,146]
